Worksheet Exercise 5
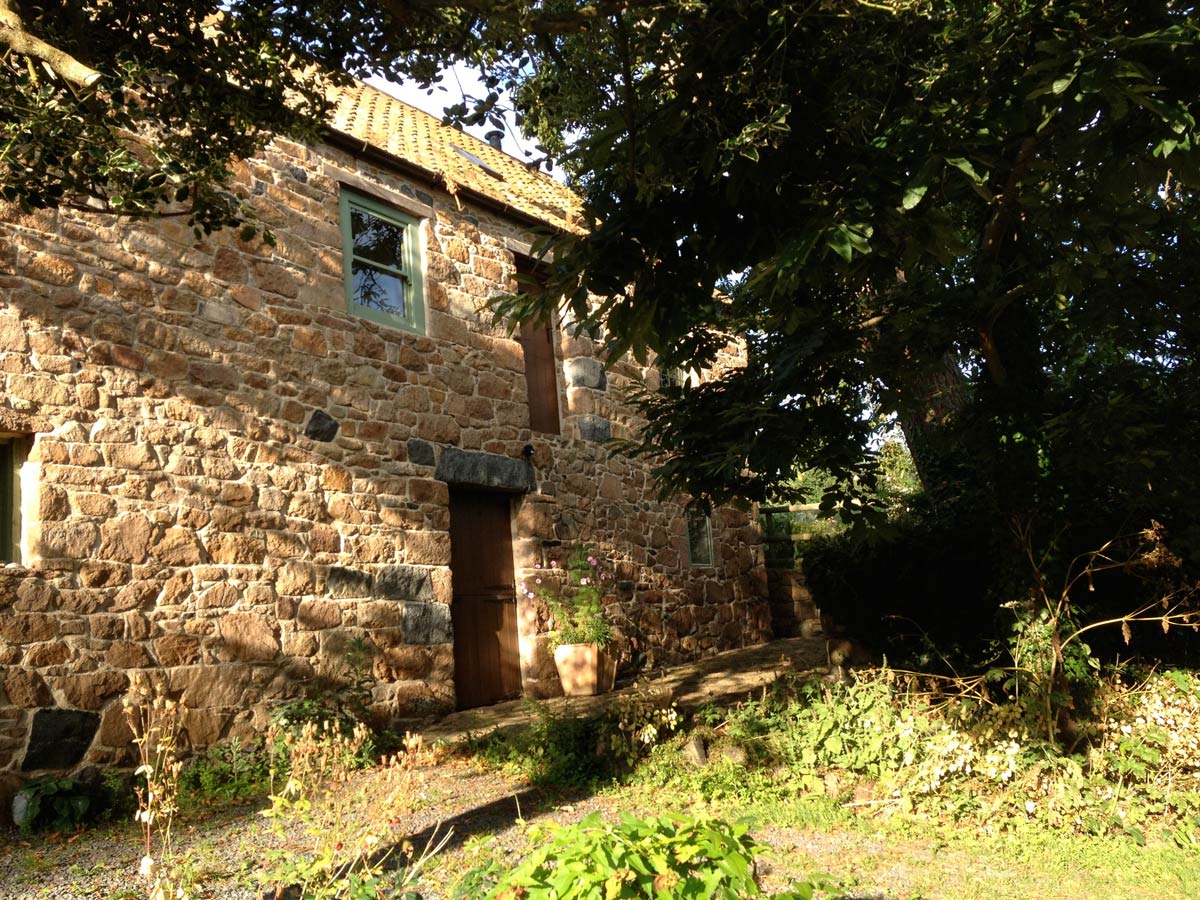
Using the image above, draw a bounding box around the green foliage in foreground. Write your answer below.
[11,771,130,834]
[457,812,844,900]
[631,668,1200,844]
[463,687,681,791]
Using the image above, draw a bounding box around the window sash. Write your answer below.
[340,190,425,334]
[520,318,561,435]
[686,507,714,568]
[0,441,12,563]
[0,437,24,564]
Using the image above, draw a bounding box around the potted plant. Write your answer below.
[526,546,616,696]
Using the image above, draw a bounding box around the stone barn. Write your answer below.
[0,80,772,773]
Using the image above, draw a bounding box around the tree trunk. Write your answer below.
[895,350,970,496]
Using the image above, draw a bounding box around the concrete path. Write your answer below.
[417,635,831,745]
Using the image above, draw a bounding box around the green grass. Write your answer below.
[451,667,1200,899]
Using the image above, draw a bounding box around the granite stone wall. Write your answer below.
[0,135,771,773]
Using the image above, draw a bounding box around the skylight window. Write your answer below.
[452,144,504,180]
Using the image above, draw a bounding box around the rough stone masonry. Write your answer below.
[0,97,772,776]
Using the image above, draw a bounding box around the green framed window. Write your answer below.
[0,436,26,563]
[686,506,714,568]
[339,189,425,334]
[659,365,699,392]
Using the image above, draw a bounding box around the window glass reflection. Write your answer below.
[352,261,407,316]
[351,208,405,267]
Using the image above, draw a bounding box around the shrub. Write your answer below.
[178,737,271,806]
[463,700,608,790]
[258,725,444,900]
[1092,669,1200,796]
[677,666,1200,840]
[801,505,998,669]
[602,684,680,769]
[126,689,190,900]
[458,812,844,899]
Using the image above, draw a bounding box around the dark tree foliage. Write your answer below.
[482,0,1200,650]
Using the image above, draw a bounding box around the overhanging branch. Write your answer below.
[377,0,665,36]
[0,0,102,88]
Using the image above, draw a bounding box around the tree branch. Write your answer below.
[0,0,101,87]
[379,0,665,36]
[980,137,1038,262]
[975,136,1038,386]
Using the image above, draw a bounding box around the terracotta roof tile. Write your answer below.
[328,81,582,233]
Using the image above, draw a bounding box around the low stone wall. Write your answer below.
[766,568,820,639]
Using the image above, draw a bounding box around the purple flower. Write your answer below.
[580,577,589,585]
[587,555,598,566]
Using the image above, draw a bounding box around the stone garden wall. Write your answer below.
[0,132,771,773]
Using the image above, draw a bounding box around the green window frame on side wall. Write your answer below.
[339,188,426,335]
[659,365,700,392]
[686,506,714,568]
[0,436,26,564]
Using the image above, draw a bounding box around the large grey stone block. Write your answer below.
[22,710,100,771]
[402,601,453,645]
[304,410,339,442]
[407,439,436,466]
[578,415,612,443]
[375,565,434,602]
[327,566,373,598]
[435,447,535,492]
[564,357,607,391]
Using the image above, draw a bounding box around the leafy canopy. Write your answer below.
[488,1,1200,560]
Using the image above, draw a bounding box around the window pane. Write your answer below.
[0,441,12,563]
[352,261,407,317]
[351,207,406,268]
[687,508,714,567]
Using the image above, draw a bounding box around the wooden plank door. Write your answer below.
[449,489,522,709]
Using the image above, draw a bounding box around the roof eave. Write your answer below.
[324,127,570,235]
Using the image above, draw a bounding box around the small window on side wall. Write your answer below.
[659,365,700,392]
[340,189,425,334]
[0,436,28,563]
[686,505,714,568]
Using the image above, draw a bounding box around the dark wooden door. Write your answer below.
[449,490,522,709]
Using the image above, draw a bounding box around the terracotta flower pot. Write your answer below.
[553,642,617,696]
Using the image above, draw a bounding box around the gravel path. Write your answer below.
[0,753,634,900]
